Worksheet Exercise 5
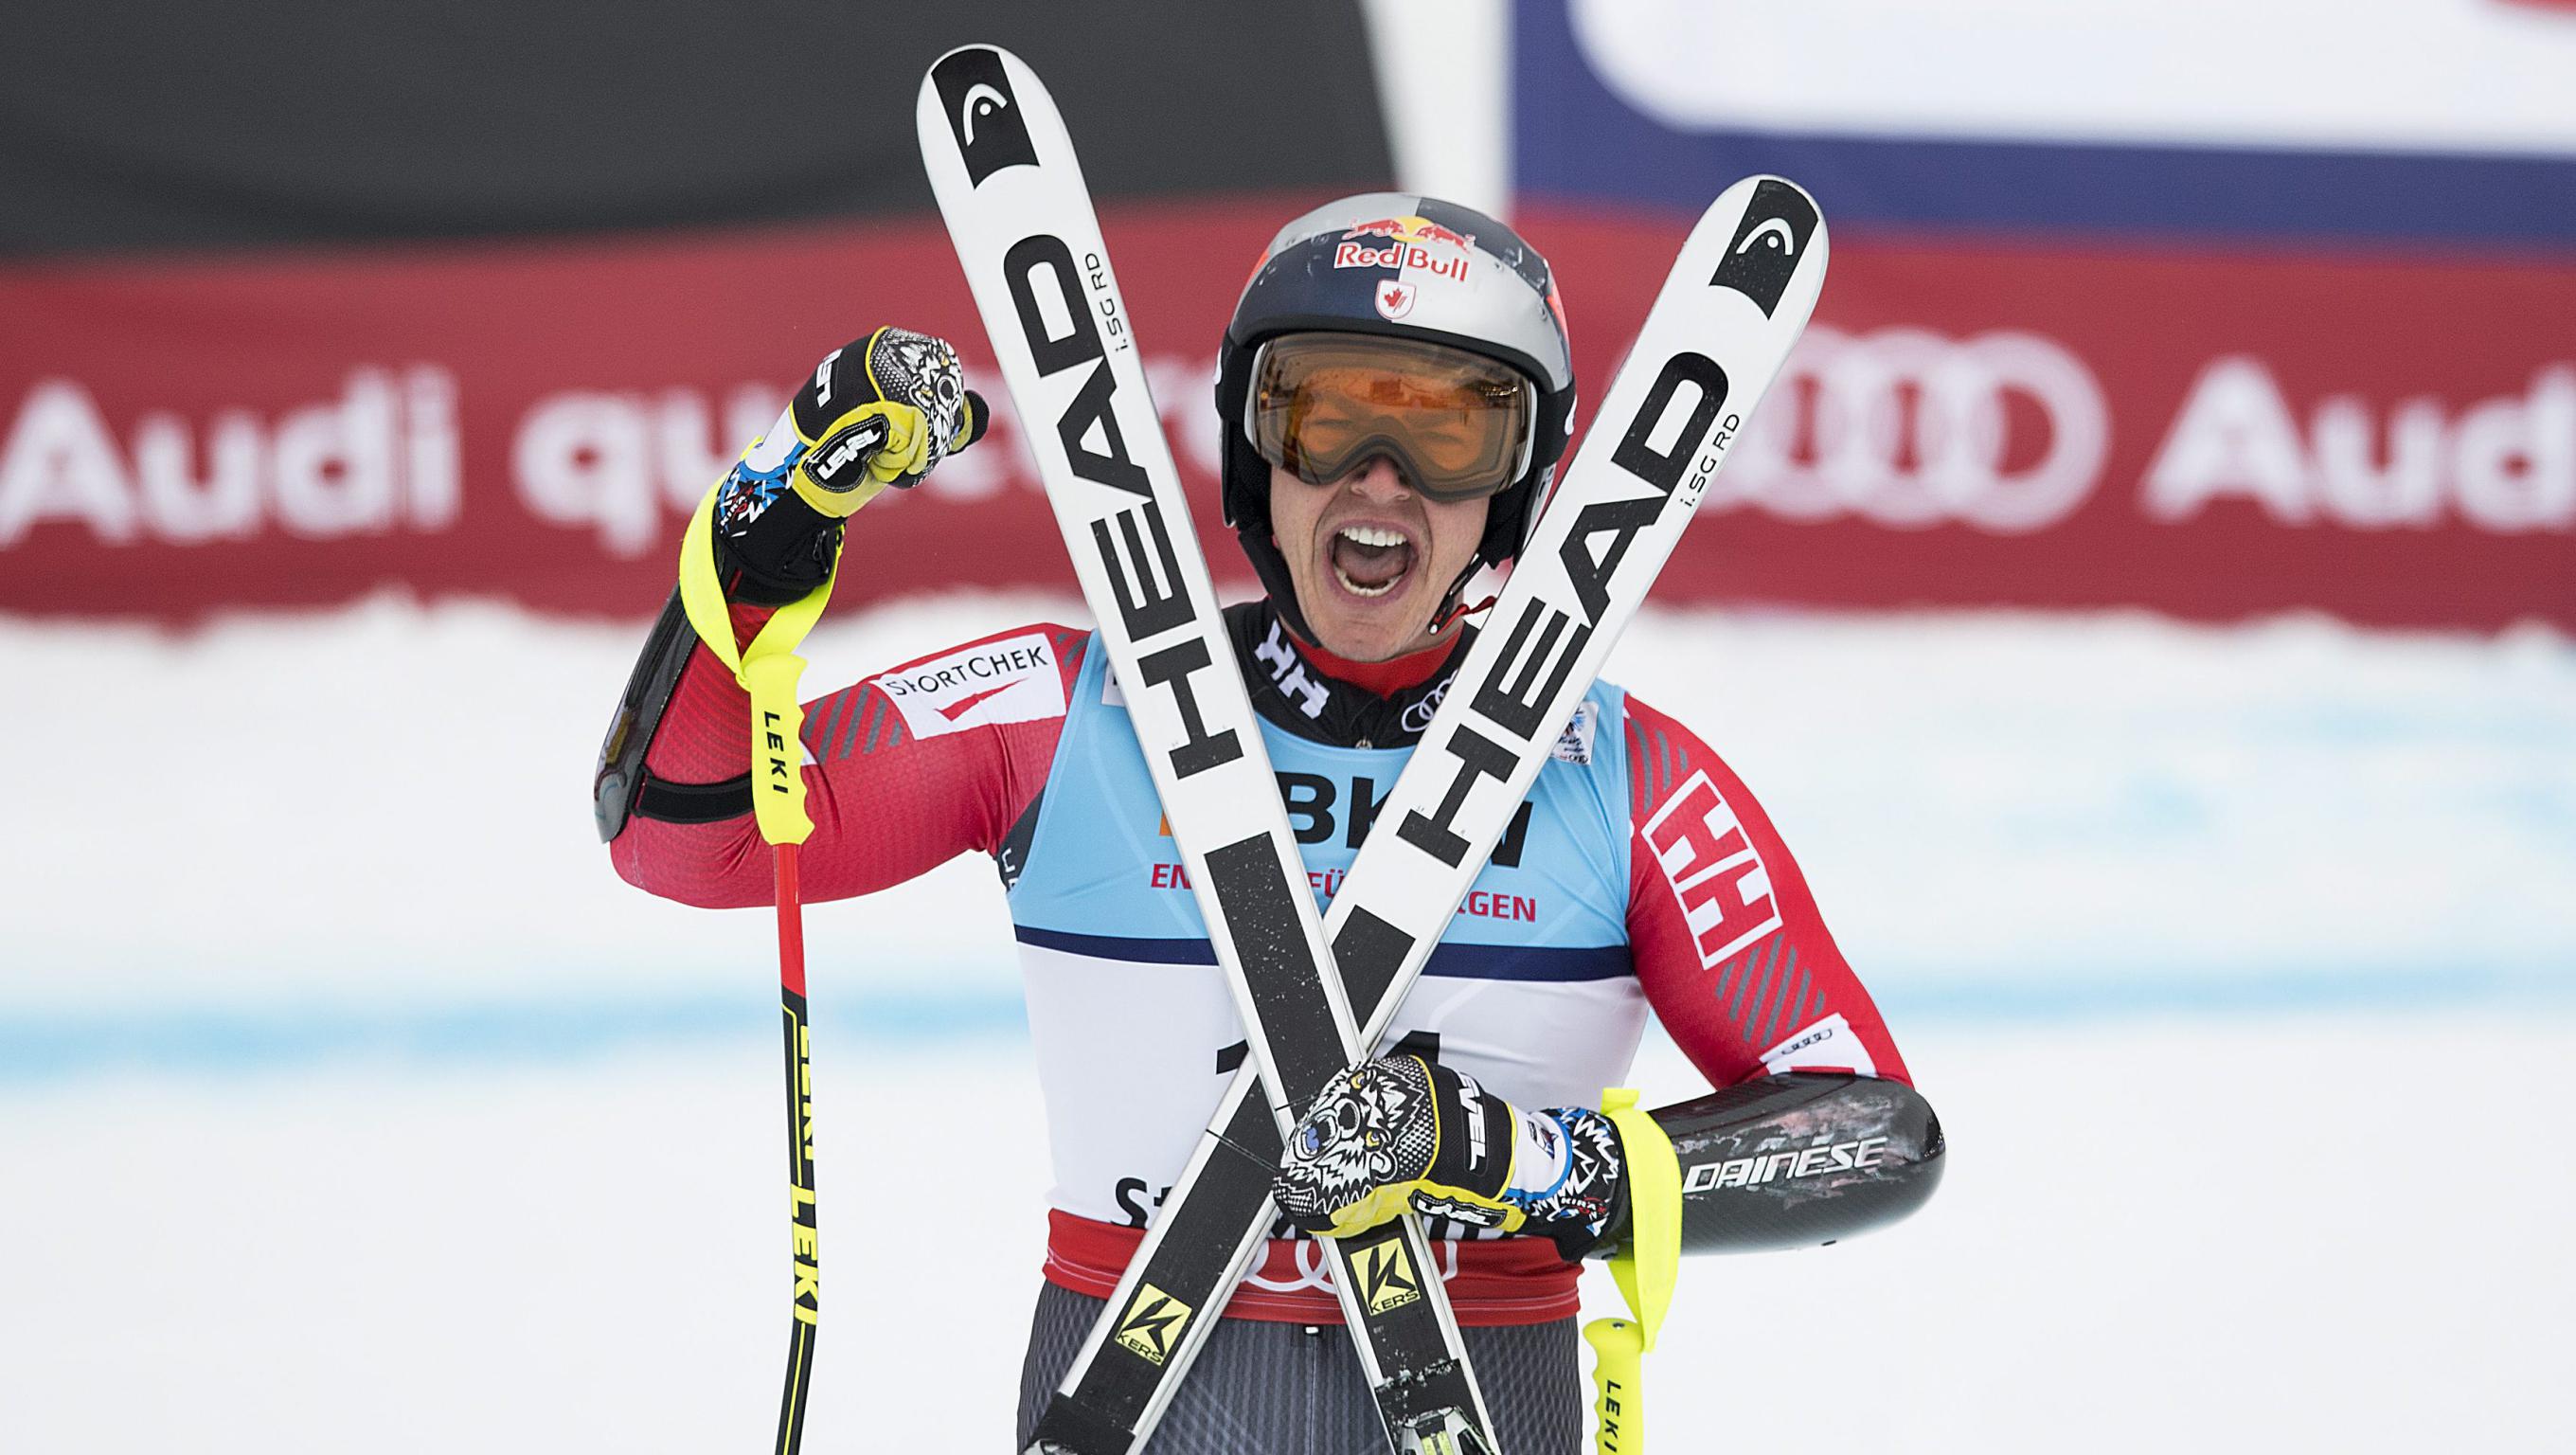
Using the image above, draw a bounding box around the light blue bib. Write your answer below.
[1010,633,1635,982]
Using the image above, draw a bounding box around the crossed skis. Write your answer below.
[919,44,1827,1455]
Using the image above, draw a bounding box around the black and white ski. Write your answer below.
[920,42,1829,1455]
[916,45,1494,1452]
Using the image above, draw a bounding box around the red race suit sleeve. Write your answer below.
[610,604,1087,908]
[1621,692,1912,1088]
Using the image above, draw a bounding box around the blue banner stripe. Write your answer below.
[1512,0,2576,248]
[2,965,2570,1088]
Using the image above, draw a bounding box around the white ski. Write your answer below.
[1064,169,1829,1451]
[916,44,1495,1454]
[920,41,1830,1455]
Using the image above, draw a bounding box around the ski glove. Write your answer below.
[788,326,988,511]
[1272,1053,1629,1263]
[712,327,991,603]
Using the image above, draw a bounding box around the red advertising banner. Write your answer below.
[4,200,2570,629]
[1530,208,2576,632]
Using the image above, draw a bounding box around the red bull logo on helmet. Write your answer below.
[1333,240,1470,281]
[1334,217,1476,282]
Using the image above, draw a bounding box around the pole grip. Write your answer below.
[1583,1317,1644,1454]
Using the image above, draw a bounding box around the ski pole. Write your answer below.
[676,486,840,1455]
[1582,1089,1681,1455]
[767,838,818,1455]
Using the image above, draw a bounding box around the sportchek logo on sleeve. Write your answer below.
[868,631,1065,737]
[1642,769,1783,968]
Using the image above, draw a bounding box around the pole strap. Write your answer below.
[676,483,837,849]
[1583,1087,1682,1454]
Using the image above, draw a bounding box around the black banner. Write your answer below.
[0,1,1393,255]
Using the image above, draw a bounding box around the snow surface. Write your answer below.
[6,1023,2571,1451]
[3,595,2572,1449]
[6,594,2571,1030]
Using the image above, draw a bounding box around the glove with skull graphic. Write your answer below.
[711,327,991,603]
[1271,1053,1630,1262]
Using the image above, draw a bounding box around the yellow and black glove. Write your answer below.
[1273,1053,1631,1262]
[714,328,991,603]
[787,326,988,513]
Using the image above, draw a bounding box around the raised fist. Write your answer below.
[712,328,992,602]
[787,327,990,511]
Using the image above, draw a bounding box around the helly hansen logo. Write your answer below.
[1642,770,1782,969]
[1252,616,1331,718]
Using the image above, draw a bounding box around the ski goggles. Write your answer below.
[1246,333,1536,502]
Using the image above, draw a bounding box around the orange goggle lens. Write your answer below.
[1248,334,1534,502]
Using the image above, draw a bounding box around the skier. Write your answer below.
[595,195,1941,1452]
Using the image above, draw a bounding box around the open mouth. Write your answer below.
[1327,523,1417,600]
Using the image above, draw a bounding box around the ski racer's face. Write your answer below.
[1267,458,1489,663]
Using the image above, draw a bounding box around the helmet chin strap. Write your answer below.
[1428,588,1499,637]
[1424,548,1507,637]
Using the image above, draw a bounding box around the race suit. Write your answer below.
[607,594,1914,1447]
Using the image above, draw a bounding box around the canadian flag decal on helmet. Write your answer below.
[1374,279,1417,321]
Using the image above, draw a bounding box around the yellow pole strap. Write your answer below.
[676,484,839,849]
[1583,1087,1682,1455]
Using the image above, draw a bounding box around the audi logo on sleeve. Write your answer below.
[1642,769,1783,969]
[1718,325,2112,533]
[1758,1012,1876,1078]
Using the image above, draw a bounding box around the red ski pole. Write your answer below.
[772,839,819,1455]
[673,488,838,1455]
